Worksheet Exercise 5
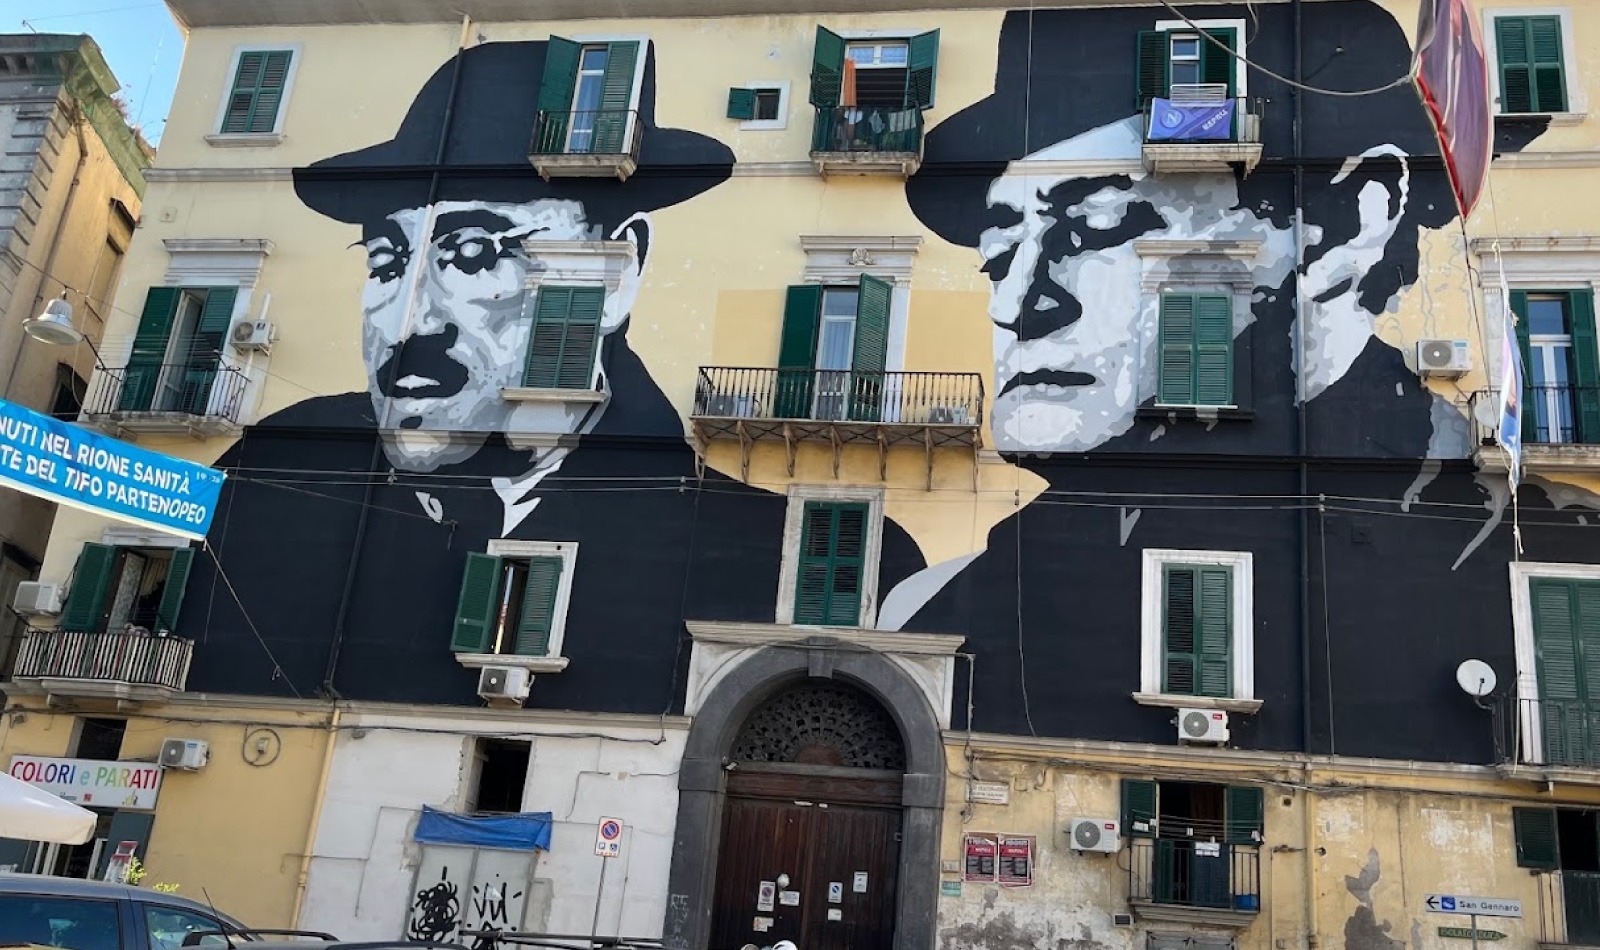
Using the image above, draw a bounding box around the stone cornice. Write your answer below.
[686,619,965,655]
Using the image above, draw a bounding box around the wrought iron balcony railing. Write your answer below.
[530,108,642,157]
[1128,839,1261,914]
[693,367,982,426]
[11,628,193,696]
[810,106,925,155]
[85,361,249,426]
[1471,385,1600,447]
[1493,693,1600,769]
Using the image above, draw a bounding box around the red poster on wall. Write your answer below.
[998,836,1034,887]
[963,834,997,882]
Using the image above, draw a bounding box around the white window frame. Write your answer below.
[1136,548,1259,712]
[563,34,651,154]
[508,240,636,403]
[798,236,922,413]
[1482,8,1585,121]
[776,486,886,628]
[1153,18,1248,99]
[1509,561,1600,766]
[452,539,579,673]
[736,80,791,131]
[207,43,302,146]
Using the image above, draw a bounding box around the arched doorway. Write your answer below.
[709,681,906,950]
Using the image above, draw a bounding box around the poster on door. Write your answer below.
[998,836,1034,887]
[963,834,998,882]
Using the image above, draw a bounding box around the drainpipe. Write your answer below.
[1290,0,1319,947]
[320,15,472,697]
[291,704,342,927]
[3,102,90,404]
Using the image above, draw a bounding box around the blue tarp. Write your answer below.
[414,806,553,851]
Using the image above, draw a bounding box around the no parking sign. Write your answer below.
[594,817,623,857]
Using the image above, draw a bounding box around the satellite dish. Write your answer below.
[1456,659,1497,698]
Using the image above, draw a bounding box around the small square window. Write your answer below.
[755,89,782,121]
[734,81,791,130]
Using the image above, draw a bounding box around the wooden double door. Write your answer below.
[710,768,902,950]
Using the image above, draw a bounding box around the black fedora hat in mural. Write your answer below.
[294,40,733,228]
[905,0,1547,249]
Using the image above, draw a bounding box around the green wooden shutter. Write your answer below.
[1514,806,1560,869]
[1529,17,1568,113]
[1529,577,1600,766]
[154,547,194,634]
[1162,566,1199,693]
[523,286,604,390]
[121,287,182,412]
[776,285,823,419]
[793,502,867,626]
[535,36,582,153]
[1136,30,1171,109]
[1511,291,1536,431]
[220,50,292,134]
[178,287,238,414]
[849,274,893,423]
[61,543,118,633]
[1199,29,1237,95]
[810,26,847,108]
[592,41,640,153]
[1497,18,1535,113]
[1224,785,1264,844]
[451,553,504,653]
[513,556,562,657]
[1122,779,1158,837]
[1499,17,1567,113]
[1569,290,1600,443]
[1534,578,1584,701]
[727,88,757,120]
[1194,294,1235,406]
[1158,294,1196,405]
[1196,566,1233,697]
[904,30,940,109]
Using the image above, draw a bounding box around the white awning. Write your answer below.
[0,770,96,844]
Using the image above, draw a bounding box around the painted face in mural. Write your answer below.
[359,199,646,472]
[980,118,1296,452]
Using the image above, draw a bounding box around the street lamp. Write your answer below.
[23,294,106,369]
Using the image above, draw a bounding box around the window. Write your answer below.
[121,286,237,414]
[1123,779,1263,910]
[75,718,127,760]
[523,286,604,391]
[776,276,893,421]
[1140,549,1254,705]
[218,48,294,135]
[0,895,121,950]
[1495,15,1568,114]
[1157,293,1234,407]
[1136,25,1239,107]
[1511,290,1600,444]
[534,38,642,155]
[144,905,229,950]
[1515,806,1600,944]
[795,501,868,626]
[726,83,790,130]
[1529,576,1600,766]
[60,542,195,635]
[467,738,531,815]
[86,238,124,322]
[451,541,576,660]
[50,364,86,421]
[809,27,939,133]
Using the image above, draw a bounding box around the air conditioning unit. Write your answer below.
[13,582,62,617]
[927,405,970,425]
[230,320,276,353]
[478,666,531,703]
[1416,339,1471,378]
[1067,817,1122,853]
[1170,82,1230,105]
[702,393,756,418]
[1178,707,1230,744]
[160,738,210,770]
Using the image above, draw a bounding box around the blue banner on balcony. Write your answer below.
[1147,98,1235,142]
[0,398,225,540]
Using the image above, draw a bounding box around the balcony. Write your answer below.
[1536,870,1600,947]
[1492,694,1600,781]
[1140,93,1263,175]
[10,628,193,704]
[690,367,982,487]
[809,106,924,177]
[84,362,248,439]
[528,108,641,181]
[1470,386,1600,476]
[1128,839,1261,929]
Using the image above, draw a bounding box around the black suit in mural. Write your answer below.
[897,1,1598,761]
[177,41,927,708]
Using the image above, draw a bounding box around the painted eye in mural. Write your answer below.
[365,243,408,284]
[435,232,512,276]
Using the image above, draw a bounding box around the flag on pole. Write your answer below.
[1415,0,1494,217]
[1498,300,1525,489]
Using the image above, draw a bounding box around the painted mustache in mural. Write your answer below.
[375,326,472,405]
